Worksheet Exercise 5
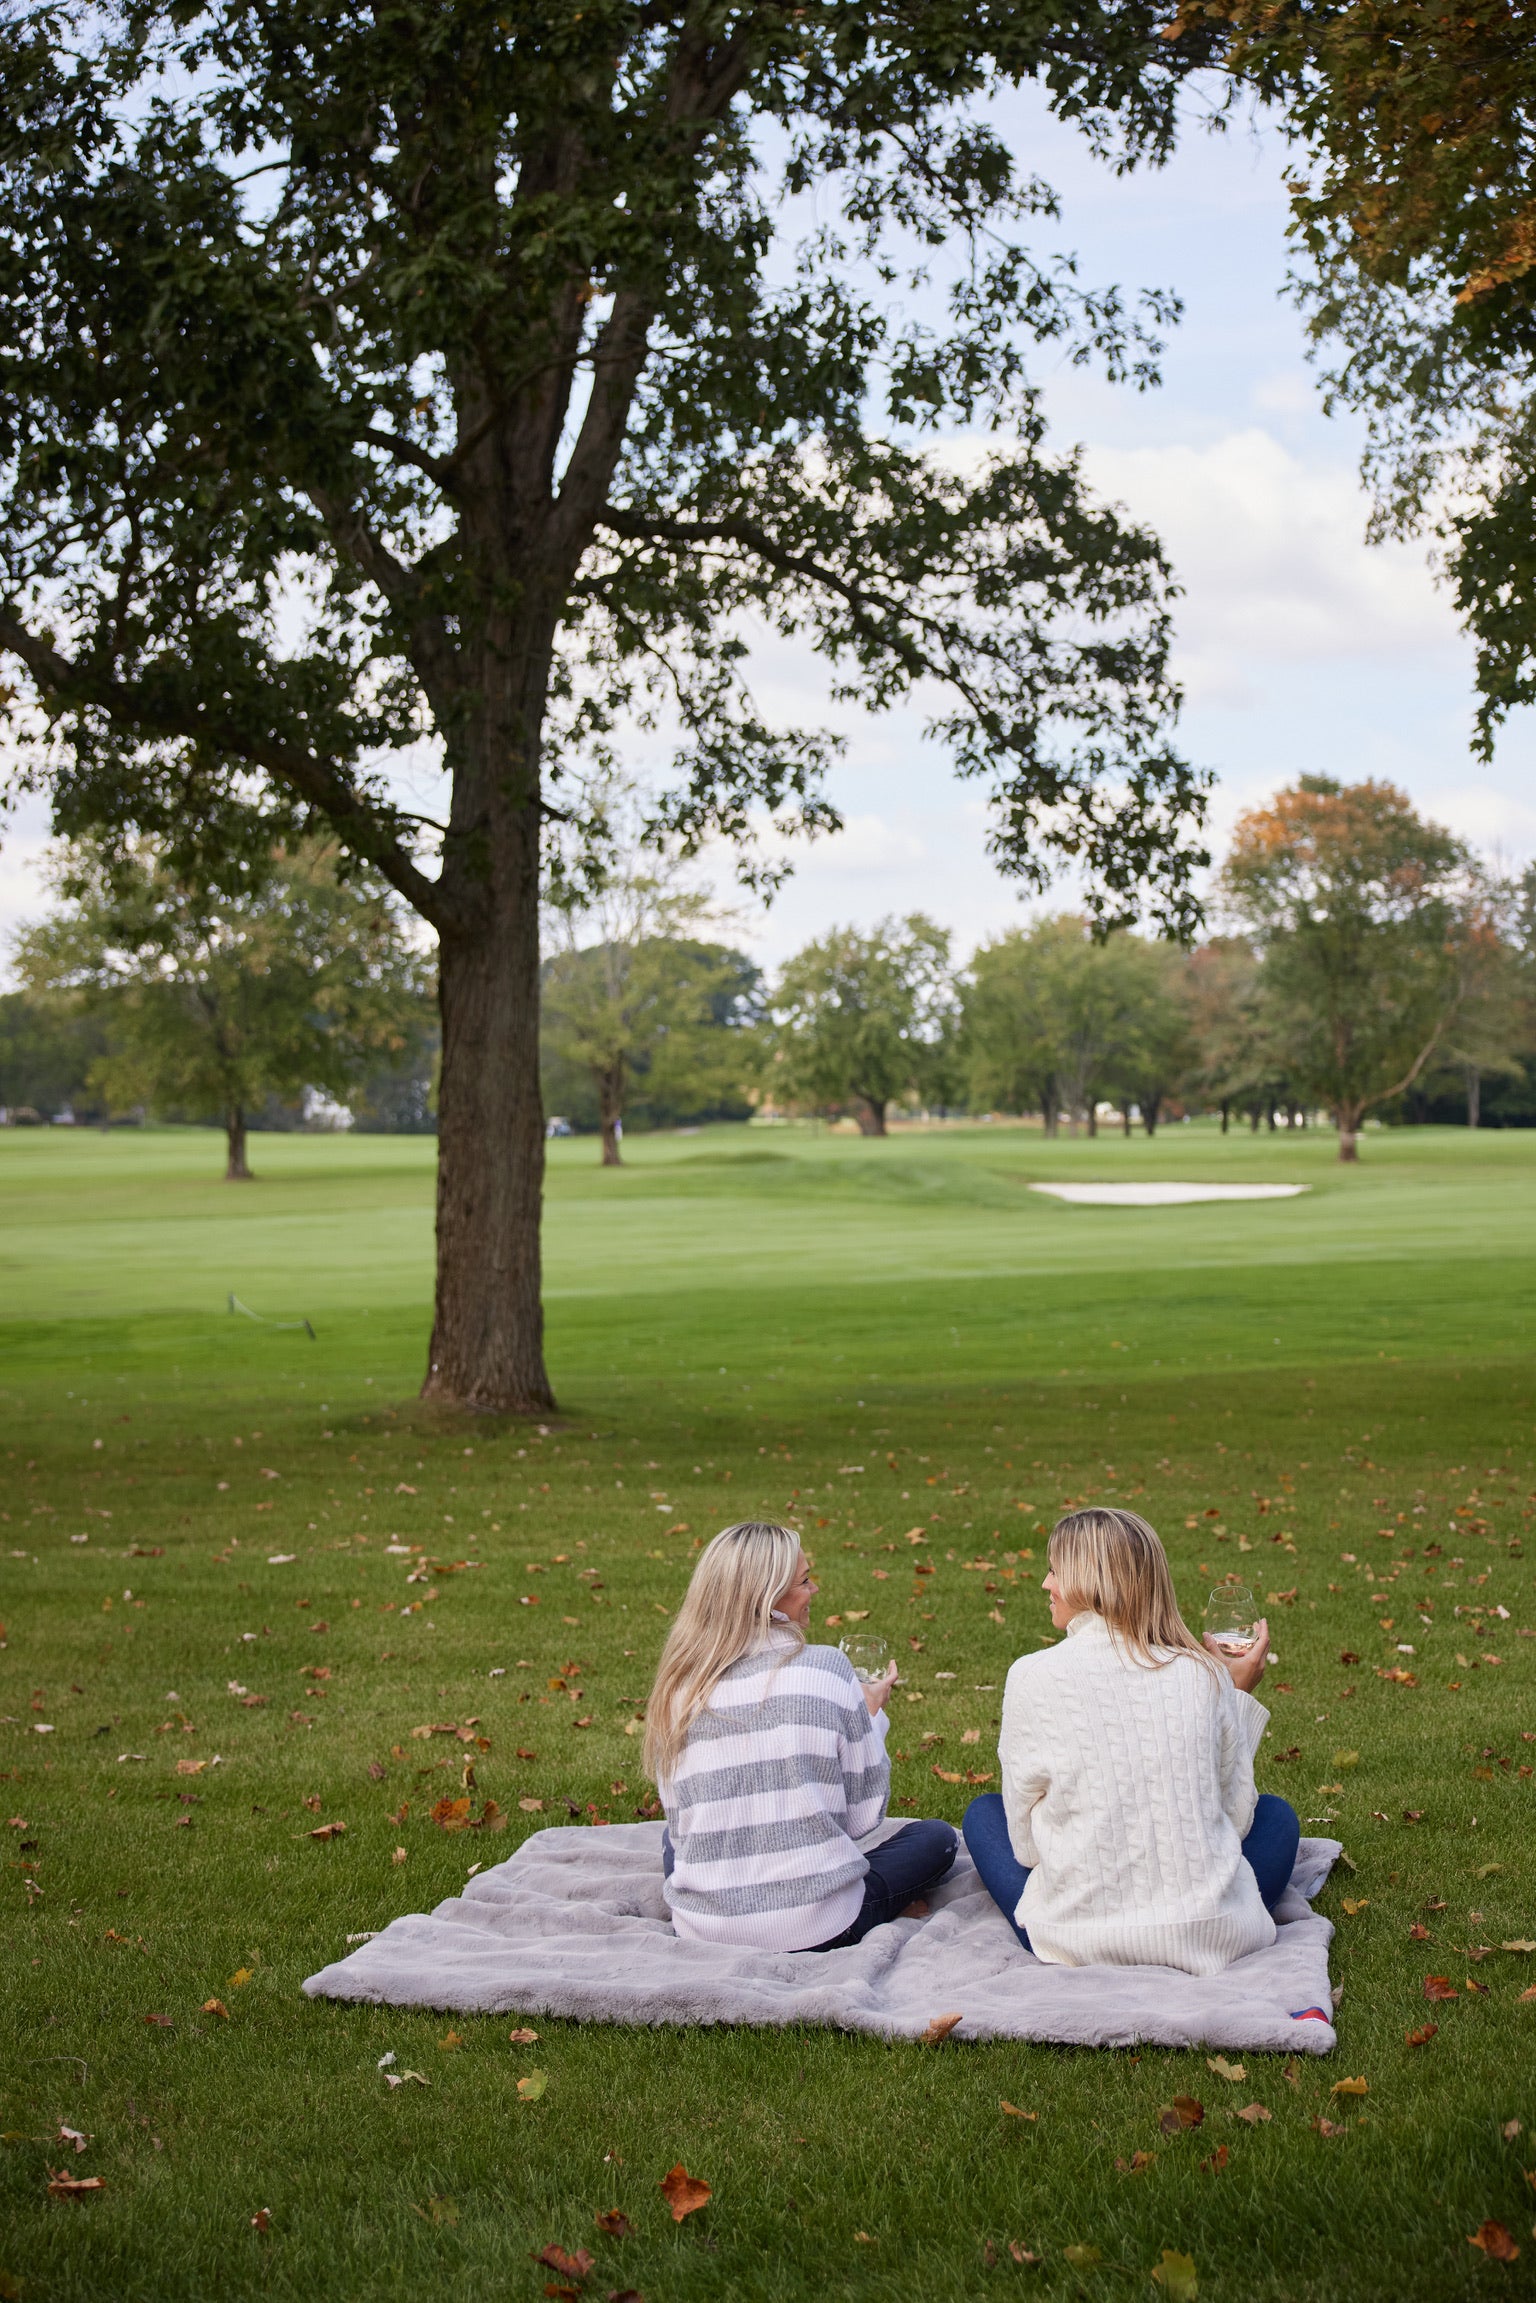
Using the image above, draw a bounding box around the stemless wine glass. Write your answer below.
[839,1634,891,1684]
[1203,1582,1260,1657]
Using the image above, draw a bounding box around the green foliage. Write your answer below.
[541,933,761,1153]
[12,840,433,1168]
[0,989,114,1121]
[962,914,1189,1132]
[0,0,1210,920]
[768,915,956,1131]
[1220,777,1488,1151]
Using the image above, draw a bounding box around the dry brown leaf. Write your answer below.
[999,2100,1037,2121]
[1468,2221,1520,2261]
[47,2170,105,2198]
[1206,2056,1245,2083]
[921,2012,963,2043]
[1157,2096,1205,2134]
[201,1998,230,2019]
[250,2207,271,2231]
[1424,1975,1459,2000]
[1008,2241,1040,2265]
[1232,2103,1272,2125]
[438,2030,463,2051]
[1200,2144,1230,2173]
[593,2209,634,2237]
[1115,2149,1157,2173]
[508,2027,540,2045]
[533,2243,594,2279]
[1405,2024,1438,2048]
[308,1820,346,1840]
[659,2164,711,2222]
[1502,2119,1523,2141]
[1311,2115,1347,2138]
[518,1797,544,1813]
[142,2012,173,2028]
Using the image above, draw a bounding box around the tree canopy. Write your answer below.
[0,0,1217,1407]
[768,915,956,1133]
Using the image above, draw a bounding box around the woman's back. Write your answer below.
[999,1612,1275,1974]
[660,1637,889,1952]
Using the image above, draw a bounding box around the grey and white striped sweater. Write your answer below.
[659,1637,891,1951]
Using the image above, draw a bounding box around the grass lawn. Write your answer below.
[2,1116,1535,2302]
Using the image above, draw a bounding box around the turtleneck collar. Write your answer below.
[1064,1609,1105,1639]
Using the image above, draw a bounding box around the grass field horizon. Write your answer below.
[3,1122,1535,2300]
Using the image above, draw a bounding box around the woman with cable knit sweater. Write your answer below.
[963,1507,1301,1975]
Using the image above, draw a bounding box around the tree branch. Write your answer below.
[0,611,451,930]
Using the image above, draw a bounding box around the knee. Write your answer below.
[962,1791,1004,1844]
[1256,1792,1301,1838]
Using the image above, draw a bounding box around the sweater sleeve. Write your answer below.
[998,1662,1051,1868]
[1218,1686,1268,1840]
[838,1682,891,1840]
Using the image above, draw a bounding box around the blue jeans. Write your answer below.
[661,1818,958,1952]
[962,1791,1302,1952]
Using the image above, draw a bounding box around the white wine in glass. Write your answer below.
[1203,1583,1259,1657]
[839,1634,890,1684]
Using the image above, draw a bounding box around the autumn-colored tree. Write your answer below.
[13,841,431,1177]
[1220,776,1480,1160]
[1179,0,1536,749]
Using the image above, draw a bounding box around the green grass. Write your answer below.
[2,1117,1535,2301]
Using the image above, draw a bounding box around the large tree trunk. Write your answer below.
[1042,1097,1059,1138]
[1219,1099,1229,1135]
[1143,1092,1161,1137]
[854,1096,887,1137]
[422,742,555,1416]
[1336,1099,1364,1163]
[1466,1066,1481,1129]
[225,1105,252,1181]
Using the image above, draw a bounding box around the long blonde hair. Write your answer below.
[1049,1508,1218,1675]
[643,1521,803,1782]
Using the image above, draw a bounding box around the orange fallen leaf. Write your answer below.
[229,1967,254,1987]
[1115,2149,1157,2173]
[1424,1976,1458,2001]
[1232,2103,1272,2124]
[1405,2024,1438,2047]
[438,2030,463,2050]
[921,2012,963,2044]
[142,2013,173,2028]
[308,1820,346,1840]
[1468,2221,1520,2261]
[660,2163,711,2222]
[1330,2077,1368,2098]
[201,1998,230,2019]
[930,1766,963,1784]
[1201,2143,1230,2172]
[1312,2115,1347,2138]
[47,2170,105,2198]
[1000,2100,1037,2120]
[533,2243,594,2278]
[1519,1986,1536,2003]
[1008,2241,1040,2265]
[250,2207,271,2231]
[1158,2096,1204,2134]
[508,2027,540,2045]
[594,2209,634,2237]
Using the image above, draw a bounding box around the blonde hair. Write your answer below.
[643,1521,803,1782]
[1049,1508,1217,1675]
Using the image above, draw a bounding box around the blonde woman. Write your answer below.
[963,1508,1301,1974]
[645,1521,957,1952]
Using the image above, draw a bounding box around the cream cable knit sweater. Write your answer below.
[997,1610,1276,1975]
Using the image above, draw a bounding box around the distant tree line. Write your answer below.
[6,779,1533,1166]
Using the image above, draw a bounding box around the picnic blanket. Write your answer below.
[303,1823,1343,2054]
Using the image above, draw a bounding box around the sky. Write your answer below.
[3,80,1531,980]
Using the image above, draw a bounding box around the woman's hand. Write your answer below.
[863,1661,900,1716]
[1205,1618,1270,1694]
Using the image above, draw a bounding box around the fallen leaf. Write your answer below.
[1502,1941,1536,1955]
[1467,1977,1492,1997]
[1311,2116,1347,2138]
[1405,2025,1438,2048]
[1283,2058,1301,2089]
[1475,1863,1505,1879]
[1206,2056,1246,2083]
[930,1766,964,1783]
[516,2071,549,2102]
[508,2027,540,2045]
[1000,2101,1038,2121]
[1409,1923,1432,1942]
[308,1820,346,1840]
[1342,1898,1369,1916]
[1062,2244,1102,2268]
[606,2291,644,2303]
[56,2126,89,2154]
[659,2164,711,2222]
[921,2012,963,2043]
[1503,2119,1523,2141]
[1151,2249,1198,2301]
[1116,2149,1157,2173]
[46,2170,105,2198]
[1520,1987,1536,2003]
[594,2210,635,2237]
[1008,2242,1040,2265]
[1157,2096,1204,2134]
[534,2244,595,2278]
[250,2207,271,2230]
[1232,2103,1272,2125]
[201,1998,230,2019]
[383,2070,430,2089]
[1468,2221,1519,2262]
[1424,1976,1459,2001]
[229,1966,254,1987]
[175,1759,206,1776]
[438,2030,463,2050]
[853,2231,877,2245]
[1330,2077,1368,2099]
[142,2013,173,2028]
[518,1797,544,1813]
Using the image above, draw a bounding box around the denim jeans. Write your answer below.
[961,1791,1303,1952]
[661,1817,959,1952]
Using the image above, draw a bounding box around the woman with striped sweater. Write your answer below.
[645,1522,957,1952]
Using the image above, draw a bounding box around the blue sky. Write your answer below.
[2,81,1529,977]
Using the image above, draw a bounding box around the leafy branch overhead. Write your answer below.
[0,0,1206,925]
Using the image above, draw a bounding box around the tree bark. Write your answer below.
[1336,1100,1363,1162]
[854,1096,888,1137]
[1121,1105,1132,1137]
[225,1105,252,1181]
[1466,1066,1481,1129]
[1143,1092,1162,1137]
[596,1064,626,1166]
[422,756,555,1415]
[1086,1103,1098,1138]
[1219,1099,1229,1135]
[1042,1097,1059,1138]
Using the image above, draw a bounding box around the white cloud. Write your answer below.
[1083,429,1459,698]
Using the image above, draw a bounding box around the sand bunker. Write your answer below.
[1029,1182,1310,1207]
